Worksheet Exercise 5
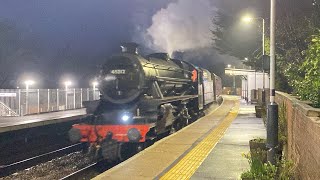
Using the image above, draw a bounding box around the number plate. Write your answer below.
[111,69,126,74]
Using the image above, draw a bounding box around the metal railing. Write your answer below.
[0,88,99,116]
[0,101,19,116]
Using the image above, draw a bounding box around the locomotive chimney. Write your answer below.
[120,42,139,54]
[172,51,184,60]
[147,53,170,61]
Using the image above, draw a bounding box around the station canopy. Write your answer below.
[225,68,258,76]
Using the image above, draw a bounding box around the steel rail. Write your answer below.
[59,162,98,180]
[0,143,83,177]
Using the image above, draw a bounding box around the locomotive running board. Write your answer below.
[154,76,192,84]
[157,95,198,104]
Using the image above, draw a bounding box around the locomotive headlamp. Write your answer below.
[121,112,133,122]
[127,128,141,142]
[121,114,130,122]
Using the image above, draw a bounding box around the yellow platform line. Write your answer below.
[160,101,240,180]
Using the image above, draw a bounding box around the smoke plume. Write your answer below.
[145,0,216,55]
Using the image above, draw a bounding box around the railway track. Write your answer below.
[60,158,119,180]
[0,143,84,177]
[60,162,99,180]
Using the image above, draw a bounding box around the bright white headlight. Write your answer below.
[122,115,130,121]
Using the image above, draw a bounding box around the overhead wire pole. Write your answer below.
[262,18,265,55]
[262,18,266,104]
[25,84,29,115]
[232,66,236,95]
[267,0,279,165]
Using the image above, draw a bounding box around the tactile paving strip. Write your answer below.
[160,101,240,180]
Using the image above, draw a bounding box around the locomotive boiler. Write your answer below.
[68,43,221,160]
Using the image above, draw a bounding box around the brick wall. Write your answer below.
[276,92,320,179]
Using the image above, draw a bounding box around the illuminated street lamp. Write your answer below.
[242,15,266,55]
[242,16,254,23]
[25,80,34,88]
[227,64,236,95]
[64,81,72,110]
[242,15,265,56]
[242,15,266,101]
[92,81,98,100]
[25,80,35,115]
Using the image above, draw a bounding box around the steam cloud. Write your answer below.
[145,0,216,55]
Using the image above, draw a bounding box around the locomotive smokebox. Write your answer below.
[121,42,139,54]
[99,45,145,104]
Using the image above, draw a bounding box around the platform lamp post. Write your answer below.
[244,57,256,91]
[242,15,266,103]
[266,0,278,165]
[227,64,236,95]
[25,80,35,115]
[64,81,72,110]
[92,81,98,100]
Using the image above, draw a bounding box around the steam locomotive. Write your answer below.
[68,43,222,161]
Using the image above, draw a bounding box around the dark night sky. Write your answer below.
[0,1,169,51]
[0,0,314,88]
[0,0,171,87]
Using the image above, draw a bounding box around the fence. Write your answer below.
[0,88,100,116]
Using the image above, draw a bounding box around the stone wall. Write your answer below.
[275,92,320,179]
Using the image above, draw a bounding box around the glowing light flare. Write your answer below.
[242,16,253,23]
[92,81,98,86]
[122,115,130,122]
[64,81,72,86]
[24,80,35,86]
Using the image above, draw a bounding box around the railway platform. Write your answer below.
[0,109,87,133]
[94,96,266,179]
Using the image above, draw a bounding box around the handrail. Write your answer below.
[0,101,18,116]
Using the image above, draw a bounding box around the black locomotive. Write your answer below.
[69,43,222,160]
